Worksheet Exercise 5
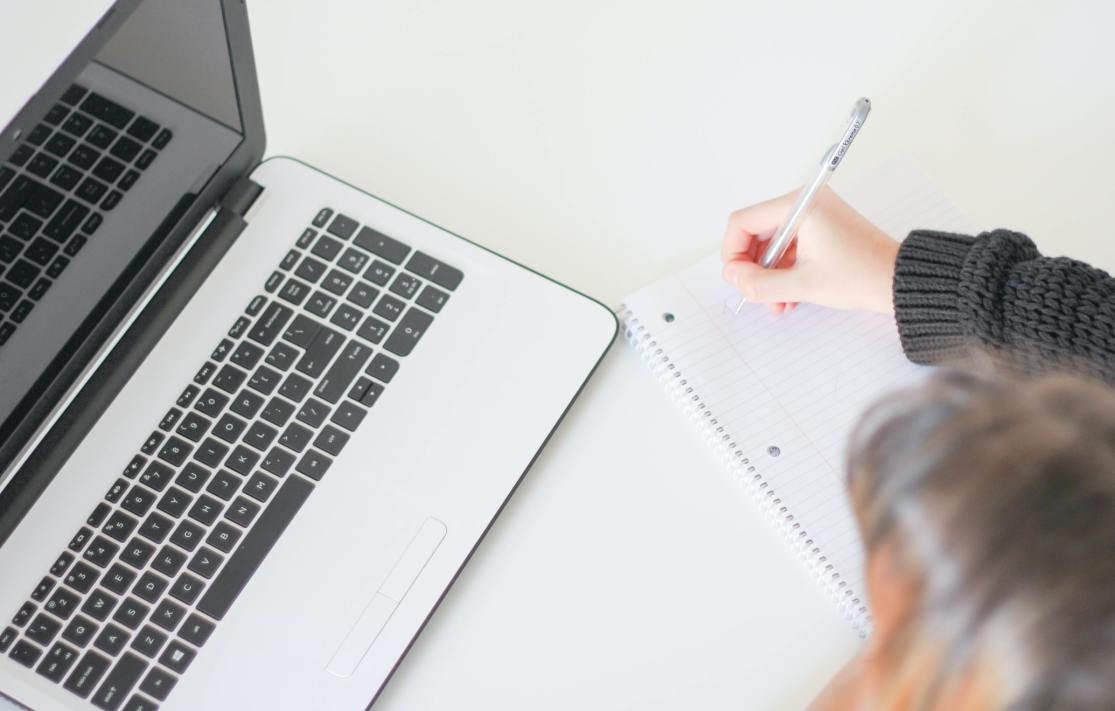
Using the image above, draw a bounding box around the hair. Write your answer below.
[847,369,1115,710]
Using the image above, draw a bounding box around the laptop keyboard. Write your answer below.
[0,208,462,710]
[0,83,173,347]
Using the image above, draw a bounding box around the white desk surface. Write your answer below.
[8,1,1115,709]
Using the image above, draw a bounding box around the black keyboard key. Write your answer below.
[304,290,336,318]
[105,478,130,504]
[26,612,62,645]
[278,422,313,453]
[64,649,111,697]
[1,625,19,653]
[112,598,149,631]
[384,307,434,357]
[188,547,224,579]
[27,179,66,219]
[278,372,313,402]
[346,281,379,308]
[93,155,125,183]
[260,397,296,428]
[295,325,345,378]
[372,294,405,322]
[51,551,76,577]
[282,313,320,348]
[170,519,205,552]
[46,254,70,278]
[9,299,33,323]
[337,247,369,274]
[120,538,156,569]
[102,564,137,596]
[140,666,177,701]
[295,255,327,283]
[322,268,352,295]
[261,447,296,478]
[248,301,294,347]
[94,623,129,656]
[406,250,463,290]
[101,190,122,211]
[175,462,211,493]
[137,512,174,544]
[45,104,70,126]
[153,128,173,149]
[158,407,182,431]
[330,302,362,331]
[296,398,329,428]
[176,411,211,442]
[13,601,36,627]
[139,461,174,492]
[32,576,56,601]
[77,176,108,204]
[64,561,100,594]
[156,488,193,519]
[244,472,279,503]
[296,227,317,249]
[314,340,372,404]
[313,426,350,457]
[121,486,155,517]
[45,132,76,158]
[69,142,100,170]
[248,365,282,396]
[0,284,20,312]
[311,234,343,261]
[132,573,168,605]
[168,573,205,606]
[206,469,241,501]
[27,124,52,146]
[367,353,400,383]
[92,651,147,709]
[278,278,310,306]
[10,639,43,668]
[158,639,195,675]
[243,420,278,451]
[62,85,88,109]
[69,525,95,551]
[127,117,159,142]
[0,174,33,221]
[266,342,300,372]
[0,235,21,263]
[150,600,186,633]
[87,125,118,150]
[62,615,99,647]
[11,212,43,240]
[279,248,299,271]
[228,315,250,338]
[195,388,229,418]
[312,208,333,228]
[52,163,82,190]
[82,590,118,622]
[326,213,358,239]
[157,436,192,466]
[29,275,53,298]
[213,413,247,444]
[37,641,79,682]
[9,145,33,169]
[354,226,410,265]
[28,152,59,178]
[230,390,265,419]
[81,93,135,129]
[102,510,138,542]
[118,169,140,191]
[356,378,385,408]
[390,272,423,299]
[196,475,313,619]
[213,364,246,394]
[151,546,188,579]
[187,495,223,526]
[177,385,200,409]
[207,521,243,554]
[297,450,333,481]
[45,586,82,619]
[110,136,142,163]
[88,501,113,527]
[6,259,38,288]
[330,400,367,432]
[179,613,215,648]
[83,537,120,569]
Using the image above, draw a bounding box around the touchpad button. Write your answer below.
[326,517,447,678]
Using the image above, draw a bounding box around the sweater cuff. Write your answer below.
[893,230,977,365]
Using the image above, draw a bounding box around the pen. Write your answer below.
[733,97,872,314]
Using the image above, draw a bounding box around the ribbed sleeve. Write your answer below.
[893,229,1115,382]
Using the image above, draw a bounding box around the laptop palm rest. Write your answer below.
[326,517,448,678]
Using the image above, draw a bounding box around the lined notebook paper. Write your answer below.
[620,162,971,634]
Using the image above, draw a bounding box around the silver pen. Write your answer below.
[733,97,872,314]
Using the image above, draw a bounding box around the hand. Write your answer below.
[720,187,899,315]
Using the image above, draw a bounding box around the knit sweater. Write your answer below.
[893,230,1115,383]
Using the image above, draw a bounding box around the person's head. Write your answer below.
[826,371,1115,710]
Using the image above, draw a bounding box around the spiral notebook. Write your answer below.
[619,163,972,634]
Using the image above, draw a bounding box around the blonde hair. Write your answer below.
[847,371,1115,709]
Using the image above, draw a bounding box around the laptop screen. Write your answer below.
[0,0,250,483]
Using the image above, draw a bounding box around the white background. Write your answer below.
[7,1,1115,709]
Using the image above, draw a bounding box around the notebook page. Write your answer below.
[622,161,972,626]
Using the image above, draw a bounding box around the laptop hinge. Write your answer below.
[0,178,265,545]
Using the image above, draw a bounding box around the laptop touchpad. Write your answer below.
[326,517,447,678]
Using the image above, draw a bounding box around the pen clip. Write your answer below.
[826,97,871,171]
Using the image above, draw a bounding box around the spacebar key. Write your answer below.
[196,476,314,620]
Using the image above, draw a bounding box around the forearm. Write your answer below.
[893,229,1115,382]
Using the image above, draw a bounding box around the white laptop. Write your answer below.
[0,1,616,708]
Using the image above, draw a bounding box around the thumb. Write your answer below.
[722,259,803,304]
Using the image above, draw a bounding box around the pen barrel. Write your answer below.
[759,165,833,268]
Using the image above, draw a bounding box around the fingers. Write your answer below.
[722,258,804,305]
[720,191,797,264]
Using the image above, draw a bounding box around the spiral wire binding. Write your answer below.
[619,307,871,637]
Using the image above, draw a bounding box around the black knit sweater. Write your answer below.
[893,230,1115,383]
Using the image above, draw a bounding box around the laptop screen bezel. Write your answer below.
[0,0,265,537]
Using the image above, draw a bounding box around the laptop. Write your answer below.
[0,1,616,708]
